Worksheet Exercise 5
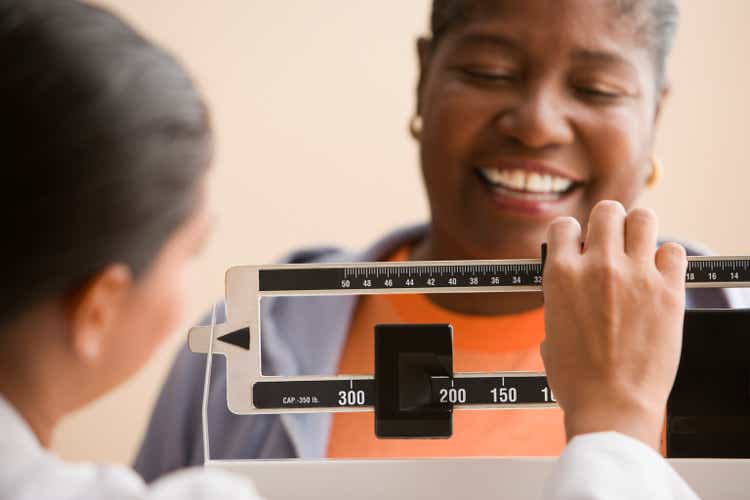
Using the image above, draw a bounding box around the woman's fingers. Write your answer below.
[546,216,583,263]
[584,200,626,255]
[543,204,686,451]
[656,242,688,286]
[625,208,659,260]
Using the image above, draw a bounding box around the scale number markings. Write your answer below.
[431,376,552,406]
[259,258,750,293]
[490,387,518,403]
[253,380,374,409]
[439,387,467,404]
[541,386,556,403]
[338,389,366,406]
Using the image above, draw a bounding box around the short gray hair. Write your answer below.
[430,0,680,85]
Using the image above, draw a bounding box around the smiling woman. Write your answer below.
[412,0,678,315]
[134,0,749,480]
[414,0,677,320]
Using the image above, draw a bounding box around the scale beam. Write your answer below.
[188,254,750,417]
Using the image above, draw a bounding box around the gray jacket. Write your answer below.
[134,224,748,482]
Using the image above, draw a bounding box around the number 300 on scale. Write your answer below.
[338,389,365,406]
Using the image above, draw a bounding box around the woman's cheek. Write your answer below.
[422,88,501,200]
[138,261,189,348]
[157,265,189,341]
[583,112,650,205]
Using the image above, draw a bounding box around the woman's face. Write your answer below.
[91,182,212,397]
[417,0,666,260]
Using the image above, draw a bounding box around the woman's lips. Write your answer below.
[475,167,583,216]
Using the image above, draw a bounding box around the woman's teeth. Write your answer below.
[479,168,574,194]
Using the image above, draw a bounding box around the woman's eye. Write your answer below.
[461,68,516,84]
[575,86,622,100]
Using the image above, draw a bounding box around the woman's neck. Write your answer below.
[410,234,544,316]
[0,382,58,447]
[0,316,72,448]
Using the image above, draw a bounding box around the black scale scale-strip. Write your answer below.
[259,259,750,292]
[252,257,750,410]
[252,376,554,409]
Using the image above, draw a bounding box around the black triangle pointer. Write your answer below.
[218,327,250,350]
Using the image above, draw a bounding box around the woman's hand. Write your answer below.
[541,200,688,450]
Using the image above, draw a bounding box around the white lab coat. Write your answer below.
[0,397,259,500]
[0,396,698,500]
[545,432,700,500]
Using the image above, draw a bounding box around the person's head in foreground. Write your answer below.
[0,0,212,446]
[413,0,679,312]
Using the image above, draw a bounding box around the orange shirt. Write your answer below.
[326,247,566,458]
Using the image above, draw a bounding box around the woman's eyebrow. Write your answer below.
[571,48,637,72]
[453,32,522,55]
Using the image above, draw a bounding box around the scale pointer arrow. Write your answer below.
[217,327,250,350]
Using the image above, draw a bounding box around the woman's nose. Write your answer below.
[495,86,575,149]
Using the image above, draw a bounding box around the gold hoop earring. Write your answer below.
[409,114,423,140]
[646,156,663,188]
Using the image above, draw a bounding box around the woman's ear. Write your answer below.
[66,264,132,363]
[654,81,671,126]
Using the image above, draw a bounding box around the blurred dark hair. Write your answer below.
[0,0,212,326]
[430,0,680,85]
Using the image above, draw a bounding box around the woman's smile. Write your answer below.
[475,160,585,216]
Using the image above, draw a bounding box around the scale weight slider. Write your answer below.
[374,324,454,439]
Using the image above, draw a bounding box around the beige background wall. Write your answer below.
[52,1,750,464]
